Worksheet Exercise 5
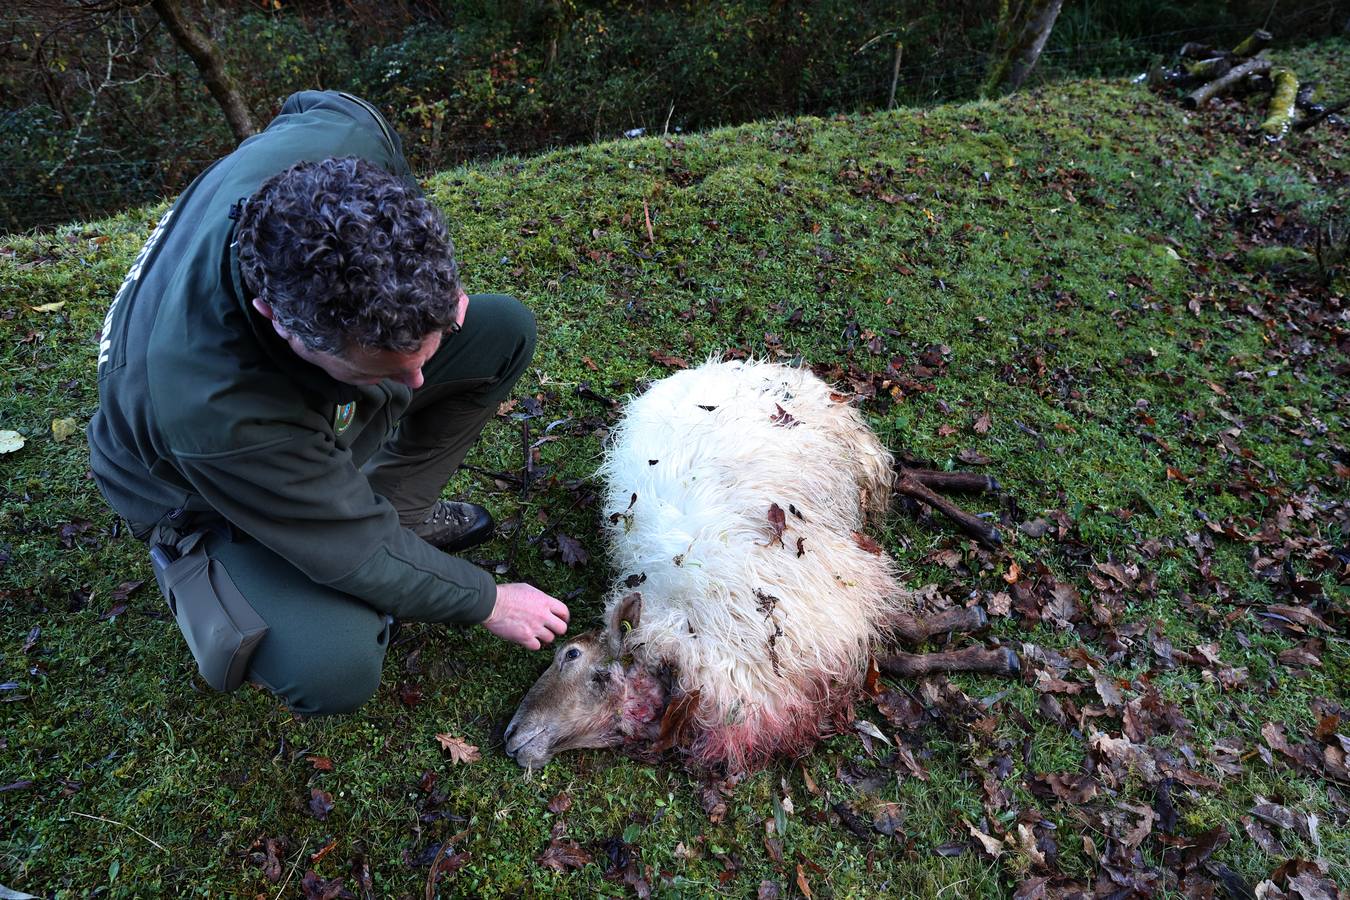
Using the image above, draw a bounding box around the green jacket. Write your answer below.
[88,91,496,625]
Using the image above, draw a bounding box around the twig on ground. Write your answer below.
[520,419,531,499]
[69,811,167,852]
[273,836,309,900]
[460,463,524,486]
[424,830,469,900]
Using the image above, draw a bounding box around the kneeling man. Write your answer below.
[89,91,568,714]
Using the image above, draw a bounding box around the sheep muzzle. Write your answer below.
[504,631,629,769]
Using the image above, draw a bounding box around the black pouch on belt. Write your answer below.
[150,529,268,692]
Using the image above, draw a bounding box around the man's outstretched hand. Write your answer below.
[483,583,569,649]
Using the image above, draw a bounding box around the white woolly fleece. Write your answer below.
[597,358,910,768]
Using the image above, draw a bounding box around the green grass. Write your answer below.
[2,39,1347,897]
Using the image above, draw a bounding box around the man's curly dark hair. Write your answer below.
[235,156,461,354]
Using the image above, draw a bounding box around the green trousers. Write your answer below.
[165,294,535,714]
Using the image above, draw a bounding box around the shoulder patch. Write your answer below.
[334,401,356,434]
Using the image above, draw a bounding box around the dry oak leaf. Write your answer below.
[988,591,1013,617]
[537,837,591,872]
[435,733,481,764]
[0,431,24,455]
[555,532,590,568]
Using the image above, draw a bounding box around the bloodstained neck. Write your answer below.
[617,663,669,743]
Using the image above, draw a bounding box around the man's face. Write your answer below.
[252,293,467,389]
[291,330,443,388]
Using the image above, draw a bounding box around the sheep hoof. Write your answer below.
[970,606,989,632]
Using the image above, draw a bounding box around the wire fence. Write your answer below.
[1,8,1343,235]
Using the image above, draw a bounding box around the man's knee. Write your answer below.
[484,293,536,381]
[252,633,385,716]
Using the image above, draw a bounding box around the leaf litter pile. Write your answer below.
[1,40,1348,898]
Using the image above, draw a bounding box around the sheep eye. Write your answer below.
[564,647,581,661]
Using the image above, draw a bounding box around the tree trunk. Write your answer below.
[983,0,1066,96]
[148,0,256,143]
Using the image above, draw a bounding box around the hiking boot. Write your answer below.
[410,500,495,553]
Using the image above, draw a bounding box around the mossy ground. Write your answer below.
[1,40,1346,898]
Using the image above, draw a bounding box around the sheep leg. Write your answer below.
[901,468,1001,494]
[894,474,1002,548]
[890,605,989,643]
[878,645,1021,678]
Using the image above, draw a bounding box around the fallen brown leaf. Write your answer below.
[537,837,591,872]
[795,864,813,899]
[766,503,786,548]
[307,788,334,821]
[434,733,481,765]
[851,531,883,555]
[967,820,1004,858]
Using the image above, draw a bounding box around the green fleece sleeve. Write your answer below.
[172,428,497,625]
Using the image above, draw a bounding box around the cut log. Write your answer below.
[1295,81,1319,110]
[1230,29,1273,58]
[1183,57,1272,109]
[1184,57,1232,83]
[879,645,1020,678]
[1294,98,1350,132]
[1262,68,1300,139]
[1178,41,1218,60]
[1245,73,1274,98]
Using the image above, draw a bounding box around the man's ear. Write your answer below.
[251,298,291,339]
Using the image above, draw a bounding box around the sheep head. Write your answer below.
[504,593,665,769]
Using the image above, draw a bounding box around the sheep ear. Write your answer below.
[612,591,642,636]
